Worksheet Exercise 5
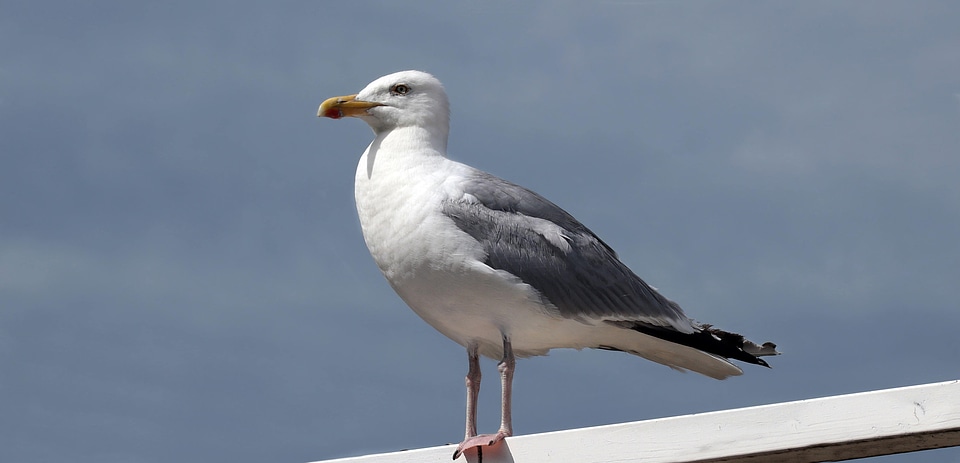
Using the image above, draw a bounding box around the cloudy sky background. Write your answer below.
[3,1,959,462]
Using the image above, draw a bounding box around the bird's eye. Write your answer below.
[390,84,410,95]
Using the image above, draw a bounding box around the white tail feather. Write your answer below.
[595,326,744,380]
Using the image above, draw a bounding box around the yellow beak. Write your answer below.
[317,94,383,119]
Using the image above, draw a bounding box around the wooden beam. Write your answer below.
[311,379,960,463]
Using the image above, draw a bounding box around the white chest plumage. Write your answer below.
[353,139,571,358]
[354,141,469,282]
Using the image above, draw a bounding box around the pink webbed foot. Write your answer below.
[452,431,510,460]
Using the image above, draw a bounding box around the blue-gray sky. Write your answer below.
[2,2,959,462]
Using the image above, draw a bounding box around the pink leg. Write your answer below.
[497,337,515,438]
[453,337,515,460]
[464,345,481,439]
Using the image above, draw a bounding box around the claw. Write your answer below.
[452,431,509,460]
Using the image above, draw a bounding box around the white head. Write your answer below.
[318,71,450,145]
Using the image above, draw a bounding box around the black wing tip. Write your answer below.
[628,323,778,369]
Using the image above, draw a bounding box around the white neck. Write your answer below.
[374,125,448,155]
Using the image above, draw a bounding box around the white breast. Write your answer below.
[353,139,582,359]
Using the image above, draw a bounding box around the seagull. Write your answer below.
[317,70,778,460]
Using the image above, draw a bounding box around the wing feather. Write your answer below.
[442,171,694,332]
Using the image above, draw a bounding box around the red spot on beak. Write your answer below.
[323,107,343,119]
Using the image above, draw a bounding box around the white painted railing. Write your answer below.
[312,379,960,463]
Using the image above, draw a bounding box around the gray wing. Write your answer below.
[442,171,693,330]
